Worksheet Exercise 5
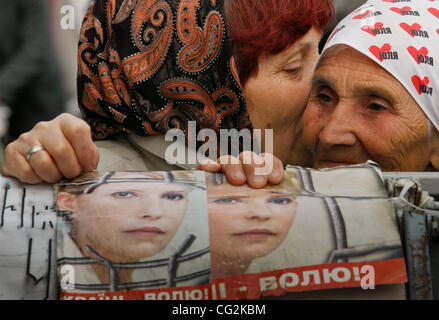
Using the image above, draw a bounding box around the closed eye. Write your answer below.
[285,67,303,76]
[367,103,387,112]
[317,93,333,103]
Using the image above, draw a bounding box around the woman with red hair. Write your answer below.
[1,0,333,184]
[225,0,333,176]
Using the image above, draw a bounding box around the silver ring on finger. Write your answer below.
[26,146,45,161]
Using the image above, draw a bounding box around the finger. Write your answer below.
[2,149,42,184]
[239,151,267,189]
[60,115,99,172]
[218,155,247,185]
[261,153,285,185]
[197,158,222,172]
[30,120,80,179]
[1,139,43,184]
[27,149,63,183]
[39,129,83,180]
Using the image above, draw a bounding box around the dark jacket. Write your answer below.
[0,0,65,139]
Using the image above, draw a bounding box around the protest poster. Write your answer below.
[0,177,57,299]
[55,164,406,300]
[0,163,407,300]
[56,171,210,296]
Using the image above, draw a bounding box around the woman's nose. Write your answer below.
[246,200,272,220]
[140,197,163,219]
[319,102,358,148]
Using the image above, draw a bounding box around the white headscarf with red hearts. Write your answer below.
[324,0,439,131]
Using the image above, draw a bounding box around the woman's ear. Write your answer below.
[57,192,76,211]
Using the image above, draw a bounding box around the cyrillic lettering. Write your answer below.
[279,272,299,288]
[144,293,156,300]
[301,270,321,286]
[259,276,278,291]
[184,289,203,300]
[172,290,184,300]
[157,292,171,300]
[323,267,351,283]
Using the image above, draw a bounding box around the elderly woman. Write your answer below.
[1,0,333,184]
[212,0,439,182]
[303,0,439,172]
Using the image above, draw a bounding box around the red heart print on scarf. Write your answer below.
[411,76,430,95]
[390,6,412,16]
[353,10,372,19]
[428,7,439,19]
[400,23,421,37]
[361,22,384,36]
[369,44,392,62]
[407,46,429,64]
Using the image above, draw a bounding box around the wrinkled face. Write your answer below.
[304,46,435,172]
[242,27,322,167]
[64,173,189,262]
[208,182,297,263]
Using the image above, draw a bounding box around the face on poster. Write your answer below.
[206,172,302,279]
[55,166,407,299]
[245,165,404,275]
[56,171,210,291]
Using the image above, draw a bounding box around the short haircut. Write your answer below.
[57,171,205,195]
[206,171,302,195]
[225,0,334,85]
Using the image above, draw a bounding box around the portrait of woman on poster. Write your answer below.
[206,171,301,279]
[57,171,206,287]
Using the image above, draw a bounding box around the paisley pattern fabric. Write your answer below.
[78,0,251,140]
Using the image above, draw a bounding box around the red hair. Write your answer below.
[225,0,334,86]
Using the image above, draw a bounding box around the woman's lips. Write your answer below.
[233,229,276,239]
[124,226,165,238]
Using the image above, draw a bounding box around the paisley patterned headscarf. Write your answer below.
[324,0,439,132]
[77,0,250,140]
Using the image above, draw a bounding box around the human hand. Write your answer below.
[1,113,99,184]
[197,151,285,189]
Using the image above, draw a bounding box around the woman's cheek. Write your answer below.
[303,103,324,147]
[171,201,188,226]
[271,204,296,221]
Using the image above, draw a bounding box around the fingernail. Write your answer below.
[231,171,246,181]
[251,175,265,184]
[271,170,282,178]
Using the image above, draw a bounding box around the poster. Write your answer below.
[55,164,407,300]
[56,171,210,295]
[0,177,57,300]
[0,163,407,300]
